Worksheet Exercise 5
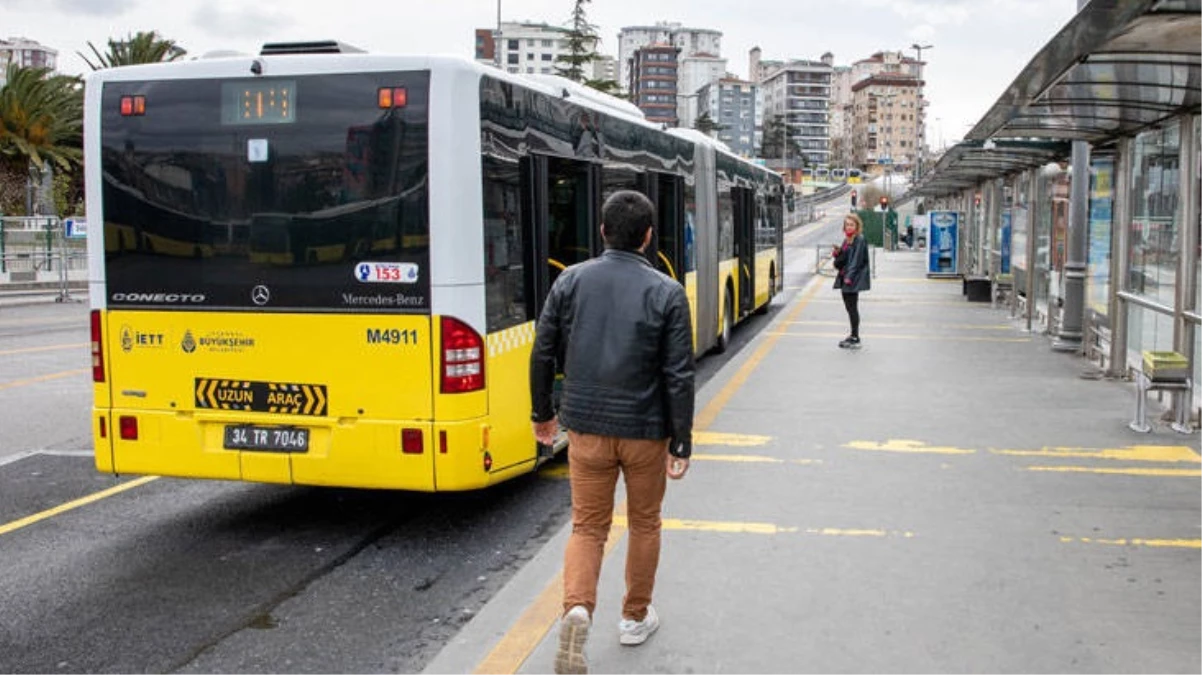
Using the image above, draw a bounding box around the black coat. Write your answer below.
[530,250,695,458]
[833,234,871,293]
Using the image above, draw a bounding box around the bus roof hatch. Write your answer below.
[260,40,365,55]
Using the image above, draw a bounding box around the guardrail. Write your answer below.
[1,215,87,302]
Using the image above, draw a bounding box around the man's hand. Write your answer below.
[666,454,689,480]
[533,417,559,446]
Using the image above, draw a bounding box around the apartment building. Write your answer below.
[850,74,922,175]
[618,22,721,93]
[696,77,761,158]
[758,53,834,167]
[629,44,680,125]
[0,37,57,86]
[475,22,593,76]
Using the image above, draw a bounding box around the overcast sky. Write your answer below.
[6,0,1078,148]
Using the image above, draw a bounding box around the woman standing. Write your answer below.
[832,213,871,348]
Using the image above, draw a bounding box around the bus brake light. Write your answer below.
[377,87,407,109]
[440,317,484,393]
[90,310,106,382]
[119,416,138,440]
[120,96,146,116]
[402,429,423,454]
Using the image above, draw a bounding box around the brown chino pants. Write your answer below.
[562,431,668,622]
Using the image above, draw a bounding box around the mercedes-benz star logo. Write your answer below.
[251,285,271,306]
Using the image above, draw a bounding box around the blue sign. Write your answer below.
[64,218,87,239]
[1000,211,1012,274]
[927,211,959,276]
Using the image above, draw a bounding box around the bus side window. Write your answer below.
[482,156,528,332]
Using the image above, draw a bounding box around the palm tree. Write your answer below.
[0,65,83,214]
[78,31,187,70]
[0,65,83,172]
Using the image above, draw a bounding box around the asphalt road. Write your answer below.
[0,207,846,674]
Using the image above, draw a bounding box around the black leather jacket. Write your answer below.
[530,249,695,458]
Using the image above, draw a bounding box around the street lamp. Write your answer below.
[910,43,933,183]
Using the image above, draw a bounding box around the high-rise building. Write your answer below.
[0,37,57,86]
[829,64,855,169]
[475,21,596,76]
[759,53,833,167]
[677,54,726,128]
[592,54,618,86]
[696,77,760,158]
[618,22,721,94]
[850,74,922,175]
[629,44,680,125]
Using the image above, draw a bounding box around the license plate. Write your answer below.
[223,425,310,453]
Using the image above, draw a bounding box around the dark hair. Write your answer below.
[601,190,655,251]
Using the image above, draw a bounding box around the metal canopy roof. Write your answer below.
[967,0,1200,143]
[912,140,1071,197]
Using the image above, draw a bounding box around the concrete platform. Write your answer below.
[428,249,1201,673]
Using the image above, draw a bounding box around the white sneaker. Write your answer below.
[618,605,660,646]
[555,606,590,674]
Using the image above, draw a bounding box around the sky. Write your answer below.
[4,0,1079,149]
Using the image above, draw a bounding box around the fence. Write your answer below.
[0,216,88,302]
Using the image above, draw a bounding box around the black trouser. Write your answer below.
[842,291,860,338]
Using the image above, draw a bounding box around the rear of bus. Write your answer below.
[86,53,502,491]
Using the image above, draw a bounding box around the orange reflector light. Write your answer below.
[119,416,138,440]
[120,96,133,116]
[377,88,393,109]
[99,417,107,439]
[402,428,423,454]
[133,96,146,115]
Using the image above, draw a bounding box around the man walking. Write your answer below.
[530,191,694,675]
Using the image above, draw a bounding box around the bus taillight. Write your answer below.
[440,317,484,393]
[90,310,106,382]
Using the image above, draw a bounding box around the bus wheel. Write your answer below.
[756,268,775,315]
[714,291,733,354]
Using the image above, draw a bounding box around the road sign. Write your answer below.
[878,157,893,165]
[64,218,87,239]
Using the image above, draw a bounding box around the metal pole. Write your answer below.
[1173,114,1198,424]
[1054,0,1092,352]
[1108,136,1133,377]
[494,0,502,68]
[1027,167,1041,333]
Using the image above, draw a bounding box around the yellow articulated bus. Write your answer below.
[85,43,783,491]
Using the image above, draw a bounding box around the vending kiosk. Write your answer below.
[927,210,960,277]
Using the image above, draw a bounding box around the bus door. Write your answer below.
[529,155,599,315]
[647,172,684,283]
[733,186,756,318]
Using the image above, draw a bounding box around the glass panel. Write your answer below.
[482,156,527,331]
[1126,304,1176,356]
[1128,120,1181,310]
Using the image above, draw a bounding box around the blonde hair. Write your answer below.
[843,213,863,236]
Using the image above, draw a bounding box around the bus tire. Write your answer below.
[756,266,775,315]
[714,288,733,354]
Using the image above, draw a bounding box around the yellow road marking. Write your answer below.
[1027,466,1202,478]
[691,453,822,466]
[0,368,90,392]
[472,507,627,675]
[771,331,1030,343]
[538,463,570,479]
[478,275,828,674]
[694,279,824,431]
[1060,536,1201,549]
[616,516,913,538]
[994,445,1200,463]
[694,431,773,446]
[787,320,1012,331]
[0,342,88,357]
[0,476,158,538]
[846,439,976,455]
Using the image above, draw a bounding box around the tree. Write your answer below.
[760,114,804,166]
[78,30,186,70]
[0,65,83,215]
[694,112,726,137]
[554,0,620,94]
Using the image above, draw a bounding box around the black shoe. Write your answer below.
[839,336,861,349]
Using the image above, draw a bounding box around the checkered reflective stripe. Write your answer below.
[486,322,536,358]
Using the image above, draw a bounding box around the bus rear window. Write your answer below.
[100,71,430,312]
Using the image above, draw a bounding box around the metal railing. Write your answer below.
[0,215,87,303]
